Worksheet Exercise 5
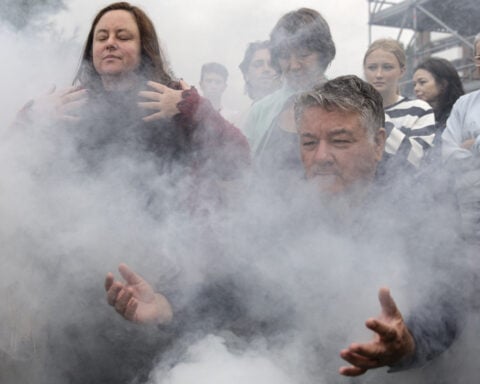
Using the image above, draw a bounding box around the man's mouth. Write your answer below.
[311,168,337,176]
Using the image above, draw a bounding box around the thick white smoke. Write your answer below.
[150,335,295,384]
[0,1,477,384]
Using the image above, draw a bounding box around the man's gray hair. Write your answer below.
[294,75,385,138]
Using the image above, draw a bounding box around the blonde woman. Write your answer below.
[363,38,436,168]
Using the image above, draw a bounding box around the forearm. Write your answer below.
[388,299,460,372]
[175,87,250,178]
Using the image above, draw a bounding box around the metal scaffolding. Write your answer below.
[368,0,480,92]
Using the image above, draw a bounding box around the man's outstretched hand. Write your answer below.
[339,287,415,376]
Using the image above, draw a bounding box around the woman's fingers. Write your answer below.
[106,281,124,306]
[124,299,139,322]
[137,82,182,121]
[104,273,114,292]
[142,111,165,122]
[179,79,191,90]
[145,81,166,93]
[62,88,88,104]
[138,101,168,121]
[114,288,134,315]
[138,101,161,110]
[118,263,144,286]
[139,90,162,101]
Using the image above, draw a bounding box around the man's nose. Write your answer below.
[313,141,333,163]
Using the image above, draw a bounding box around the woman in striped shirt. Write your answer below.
[363,38,436,169]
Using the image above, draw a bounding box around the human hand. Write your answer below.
[339,287,415,376]
[105,263,173,325]
[29,85,88,124]
[461,138,476,151]
[138,80,191,122]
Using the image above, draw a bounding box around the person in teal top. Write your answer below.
[242,8,336,157]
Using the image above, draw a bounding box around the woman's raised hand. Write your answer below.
[138,80,191,122]
[27,85,88,124]
[105,263,173,325]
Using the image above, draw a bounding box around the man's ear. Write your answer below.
[374,127,387,161]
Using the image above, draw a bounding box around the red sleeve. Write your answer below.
[174,86,251,179]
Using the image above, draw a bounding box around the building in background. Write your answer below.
[368,0,480,94]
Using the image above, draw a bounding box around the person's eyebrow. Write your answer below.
[328,128,354,136]
[300,132,317,138]
[95,28,131,34]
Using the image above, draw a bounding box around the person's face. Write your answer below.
[413,69,441,105]
[278,47,324,91]
[245,48,280,98]
[200,73,227,101]
[92,10,141,79]
[299,106,385,196]
[363,49,405,96]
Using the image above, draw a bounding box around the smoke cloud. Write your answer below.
[0,0,67,31]
[0,1,478,384]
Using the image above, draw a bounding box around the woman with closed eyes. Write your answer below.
[17,2,249,180]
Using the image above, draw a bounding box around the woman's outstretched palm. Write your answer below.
[105,263,172,325]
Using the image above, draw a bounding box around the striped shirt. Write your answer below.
[384,96,436,168]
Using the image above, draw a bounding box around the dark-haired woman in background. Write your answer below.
[413,57,465,150]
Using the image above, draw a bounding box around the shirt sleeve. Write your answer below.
[442,98,473,162]
[388,290,462,373]
[384,103,436,168]
[175,86,250,179]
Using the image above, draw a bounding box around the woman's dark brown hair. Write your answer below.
[73,2,174,90]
